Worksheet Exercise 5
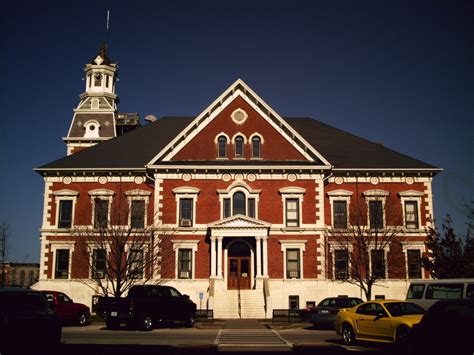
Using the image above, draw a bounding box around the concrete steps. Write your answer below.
[213,289,266,319]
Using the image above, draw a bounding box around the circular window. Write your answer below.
[231,109,248,125]
[89,125,96,131]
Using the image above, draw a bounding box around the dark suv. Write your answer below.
[303,296,363,328]
[0,288,61,353]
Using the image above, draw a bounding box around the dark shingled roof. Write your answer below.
[37,116,438,171]
[286,118,438,169]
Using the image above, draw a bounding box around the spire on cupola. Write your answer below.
[63,43,139,155]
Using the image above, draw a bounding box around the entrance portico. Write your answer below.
[208,215,270,289]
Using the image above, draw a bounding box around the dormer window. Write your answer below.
[84,120,100,138]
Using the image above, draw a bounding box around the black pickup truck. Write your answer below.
[97,285,197,331]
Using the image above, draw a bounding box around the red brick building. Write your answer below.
[33,45,441,317]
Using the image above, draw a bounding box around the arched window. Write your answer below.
[233,192,246,215]
[252,136,261,158]
[235,136,244,158]
[217,136,227,158]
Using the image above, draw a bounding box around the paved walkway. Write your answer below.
[216,320,292,351]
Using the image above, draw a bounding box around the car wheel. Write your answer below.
[184,314,195,328]
[77,312,88,326]
[395,326,410,344]
[106,318,120,330]
[342,324,356,345]
[139,314,153,331]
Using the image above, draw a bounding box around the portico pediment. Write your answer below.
[209,214,271,230]
[209,215,270,238]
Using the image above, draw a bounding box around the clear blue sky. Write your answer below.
[1,0,472,262]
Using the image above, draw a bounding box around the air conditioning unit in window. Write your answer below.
[180,219,192,227]
[94,271,105,279]
[180,271,189,278]
[289,271,299,278]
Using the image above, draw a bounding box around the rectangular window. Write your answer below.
[128,250,144,279]
[178,249,192,279]
[335,249,349,280]
[248,198,256,218]
[55,249,70,279]
[58,200,73,228]
[179,198,193,227]
[407,284,425,299]
[92,249,107,279]
[333,201,348,229]
[223,198,231,218]
[371,249,385,279]
[425,284,463,299]
[289,295,299,310]
[286,199,300,227]
[407,249,422,278]
[369,201,383,229]
[405,201,419,229]
[94,199,109,229]
[131,200,145,229]
[286,249,300,279]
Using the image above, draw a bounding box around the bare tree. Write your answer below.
[73,197,175,298]
[326,195,405,300]
[0,223,10,287]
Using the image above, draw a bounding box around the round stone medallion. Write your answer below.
[222,173,231,182]
[182,173,192,182]
[98,176,108,185]
[134,176,145,185]
[63,176,72,185]
[247,174,256,182]
[287,174,297,182]
[334,176,344,185]
[405,176,415,185]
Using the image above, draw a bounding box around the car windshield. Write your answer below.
[317,298,362,308]
[384,302,426,317]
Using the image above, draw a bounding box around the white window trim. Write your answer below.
[125,189,151,229]
[402,242,425,279]
[50,242,76,280]
[89,189,115,228]
[363,189,389,229]
[214,133,230,159]
[399,191,424,231]
[231,133,247,159]
[87,244,111,279]
[218,183,261,219]
[231,132,248,144]
[280,187,306,228]
[368,245,390,279]
[125,244,148,281]
[328,243,353,280]
[173,187,200,227]
[327,190,353,229]
[280,240,307,279]
[84,119,100,137]
[249,133,264,159]
[172,240,199,280]
[53,190,79,229]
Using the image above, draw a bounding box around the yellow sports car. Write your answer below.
[335,299,425,345]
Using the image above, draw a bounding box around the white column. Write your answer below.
[210,236,216,277]
[256,236,262,277]
[262,236,268,277]
[217,237,223,278]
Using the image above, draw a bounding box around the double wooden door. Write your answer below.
[228,257,251,290]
